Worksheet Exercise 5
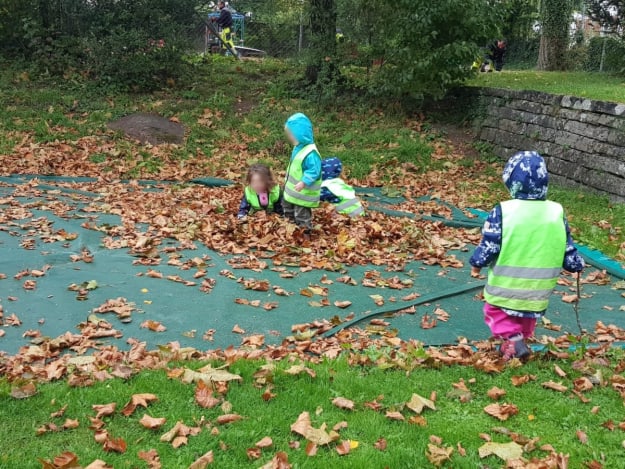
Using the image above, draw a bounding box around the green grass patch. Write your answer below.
[1,356,624,468]
[466,71,625,103]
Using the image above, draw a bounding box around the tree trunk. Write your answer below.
[537,0,571,70]
[305,0,337,83]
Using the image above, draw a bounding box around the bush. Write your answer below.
[0,0,199,91]
[585,36,625,74]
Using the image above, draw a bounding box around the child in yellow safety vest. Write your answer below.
[470,151,585,362]
[283,113,322,231]
[320,157,364,217]
[237,164,283,219]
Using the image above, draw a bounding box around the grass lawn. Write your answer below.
[2,353,625,468]
[466,70,625,103]
[0,58,625,468]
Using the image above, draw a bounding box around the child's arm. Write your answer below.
[320,186,340,203]
[237,194,251,219]
[562,217,585,273]
[470,205,503,274]
[298,151,322,188]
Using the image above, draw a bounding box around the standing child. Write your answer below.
[470,151,584,361]
[237,164,283,219]
[283,113,322,232]
[320,157,364,217]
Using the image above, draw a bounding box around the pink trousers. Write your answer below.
[484,303,536,339]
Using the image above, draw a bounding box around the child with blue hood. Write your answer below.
[320,157,364,217]
[470,151,584,361]
[283,113,322,232]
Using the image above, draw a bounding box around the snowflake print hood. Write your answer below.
[502,151,549,200]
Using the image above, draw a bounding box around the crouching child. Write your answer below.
[320,157,364,217]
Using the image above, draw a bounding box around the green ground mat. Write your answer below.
[0,177,623,355]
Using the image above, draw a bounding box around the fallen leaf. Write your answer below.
[137,449,161,468]
[406,393,436,414]
[259,451,291,469]
[92,403,116,419]
[420,313,437,329]
[290,412,312,437]
[247,447,262,460]
[10,382,37,399]
[195,381,221,409]
[103,437,127,453]
[511,374,536,386]
[332,397,355,411]
[576,429,588,444]
[140,320,166,332]
[542,381,568,393]
[139,414,167,430]
[121,393,158,416]
[305,441,318,457]
[188,450,214,469]
[62,418,79,429]
[478,441,523,461]
[38,452,80,469]
[216,413,242,425]
[483,403,519,421]
[256,436,273,448]
[487,387,507,400]
[374,437,387,451]
[554,365,567,378]
[334,300,352,309]
[574,377,593,392]
[385,411,405,421]
[426,443,453,467]
[335,440,351,456]
[562,294,579,303]
[232,324,245,334]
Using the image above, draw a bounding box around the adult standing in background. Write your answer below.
[216,1,238,57]
[484,39,507,72]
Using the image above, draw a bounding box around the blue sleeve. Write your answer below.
[320,187,340,203]
[470,205,502,268]
[562,217,585,272]
[238,194,251,218]
[301,151,322,186]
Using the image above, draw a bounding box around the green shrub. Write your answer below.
[0,0,198,91]
[585,36,625,74]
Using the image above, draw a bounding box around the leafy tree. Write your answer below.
[537,0,573,70]
[587,0,624,36]
[306,0,338,83]
[353,0,500,98]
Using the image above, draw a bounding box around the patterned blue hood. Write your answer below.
[321,157,343,180]
[502,151,549,200]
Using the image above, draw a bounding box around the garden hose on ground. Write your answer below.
[321,281,486,338]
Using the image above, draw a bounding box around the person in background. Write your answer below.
[320,157,364,217]
[237,164,283,219]
[483,39,507,72]
[216,1,238,56]
[283,113,322,235]
[470,151,584,362]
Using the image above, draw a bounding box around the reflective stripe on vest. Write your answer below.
[284,144,321,208]
[321,178,364,217]
[483,199,566,312]
[244,185,281,213]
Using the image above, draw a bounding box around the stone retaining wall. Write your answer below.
[467,87,625,201]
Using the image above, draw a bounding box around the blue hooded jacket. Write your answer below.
[470,151,584,277]
[285,113,322,187]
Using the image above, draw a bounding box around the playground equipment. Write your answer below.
[204,11,266,58]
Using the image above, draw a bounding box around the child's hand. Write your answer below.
[470,266,481,278]
[294,181,306,192]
